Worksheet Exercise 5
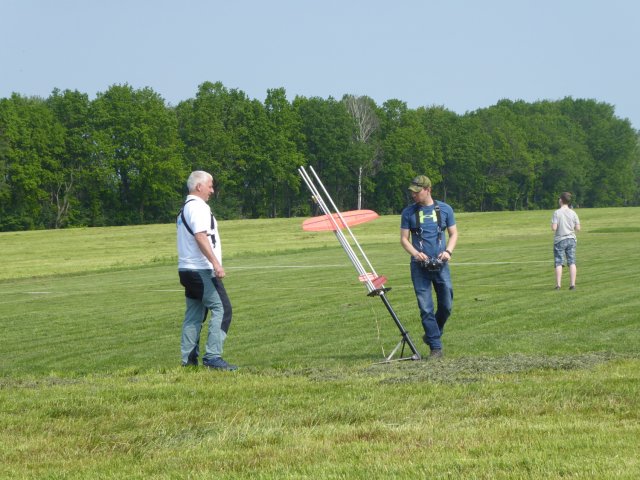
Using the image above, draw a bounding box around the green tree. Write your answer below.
[176,81,265,218]
[293,96,357,213]
[466,103,536,211]
[90,84,185,225]
[0,94,65,230]
[3,84,639,231]
[520,102,591,208]
[417,106,459,204]
[440,114,491,212]
[260,88,305,217]
[46,89,94,227]
[374,100,437,213]
[559,98,637,206]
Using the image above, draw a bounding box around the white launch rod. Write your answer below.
[298,166,378,293]
[307,165,381,282]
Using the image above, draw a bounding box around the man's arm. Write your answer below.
[440,224,458,261]
[194,232,225,278]
[400,229,428,261]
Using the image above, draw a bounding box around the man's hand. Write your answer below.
[214,266,225,278]
[413,252,428,262]
[438,250,452,262]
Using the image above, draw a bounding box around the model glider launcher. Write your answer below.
[298,165,421,362]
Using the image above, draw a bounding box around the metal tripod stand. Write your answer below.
[298,165,421,362]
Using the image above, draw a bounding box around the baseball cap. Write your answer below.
[408,175,431,192]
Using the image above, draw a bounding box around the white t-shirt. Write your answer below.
[177,195,222,270]
[551,207,580,244]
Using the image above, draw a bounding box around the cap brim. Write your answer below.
[408,186,423,192]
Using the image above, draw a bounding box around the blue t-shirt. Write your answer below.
[400,201,456,258]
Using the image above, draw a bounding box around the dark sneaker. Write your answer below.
[182,350,199,367]
[203,357,238,371]
[554,285,561,290]
[429,349,443,359]
[569,285,576,290]
[182,357,198,367]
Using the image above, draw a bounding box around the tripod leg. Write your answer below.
[385,341,403,362]
[379,293,421,360]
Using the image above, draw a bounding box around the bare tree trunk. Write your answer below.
[357,166,362,210]
[54,176,74,229]
[344,95,379,210]
[345,96,378,144]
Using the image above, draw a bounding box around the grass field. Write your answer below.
[1,208,639,478]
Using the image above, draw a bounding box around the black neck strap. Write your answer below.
[178,198,216,246]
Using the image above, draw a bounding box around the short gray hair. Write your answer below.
[186,171,213,192]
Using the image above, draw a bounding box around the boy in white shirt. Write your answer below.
[551,192,581,290]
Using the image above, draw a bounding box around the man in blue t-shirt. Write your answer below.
[400,175,458,358]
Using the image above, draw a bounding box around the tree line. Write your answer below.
[1,81,638,231]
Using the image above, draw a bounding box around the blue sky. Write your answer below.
[2,0,639,129]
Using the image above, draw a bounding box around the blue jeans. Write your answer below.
[410,262,453,351]
[179,269,231,364]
